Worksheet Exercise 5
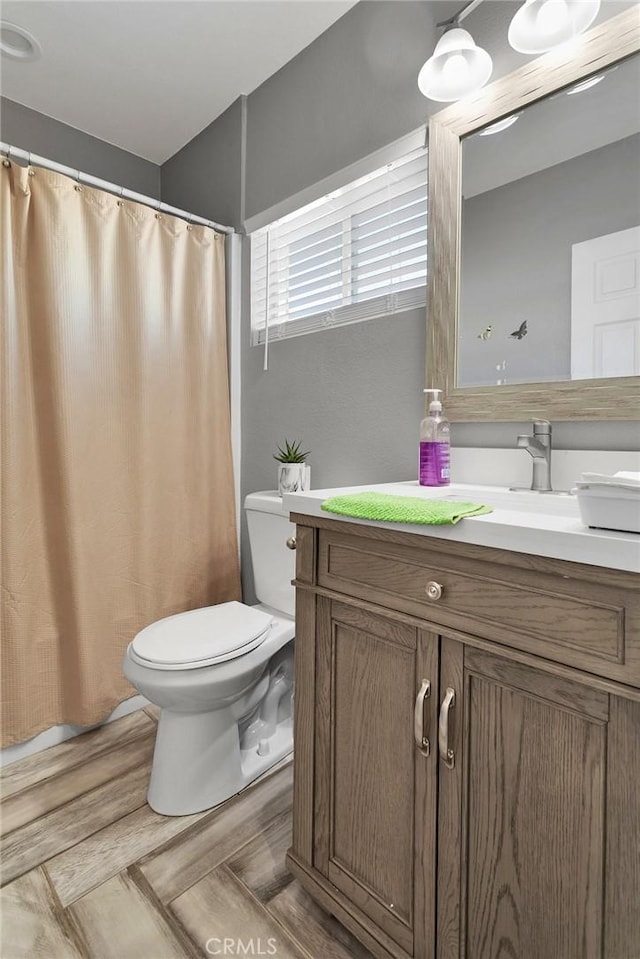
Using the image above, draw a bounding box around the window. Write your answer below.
[250,148,428,344]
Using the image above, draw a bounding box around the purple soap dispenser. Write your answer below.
[419,389,451,487]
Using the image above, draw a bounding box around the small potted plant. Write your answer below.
[274,439,311,496]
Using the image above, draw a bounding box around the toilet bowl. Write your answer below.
[123,492,296,816]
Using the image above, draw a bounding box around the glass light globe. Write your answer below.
[417,28,493,103]
[508,0,600,54]
[478,114,521,136]
[566,71,609,95]
[535,0,570,35]
[441,53,470,86]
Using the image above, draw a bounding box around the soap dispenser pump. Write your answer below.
[420,389,451,487]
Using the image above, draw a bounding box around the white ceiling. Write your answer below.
[0,1,356,163]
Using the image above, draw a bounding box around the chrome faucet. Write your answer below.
[517,420,552,491]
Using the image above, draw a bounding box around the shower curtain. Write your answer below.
[1,162,241,746]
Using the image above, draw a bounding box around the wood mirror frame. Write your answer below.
[426,7,640,421]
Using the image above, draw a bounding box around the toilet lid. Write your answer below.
[130,601,274,669]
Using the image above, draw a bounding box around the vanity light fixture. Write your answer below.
[508,0,601,54]
[418,0,605,103]
[0,20,41,61]
[478,113,521,136]
[418,0,492,103]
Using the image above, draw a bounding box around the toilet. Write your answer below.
[123,492,296,816]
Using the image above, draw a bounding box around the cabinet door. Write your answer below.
[436,638,635,959]
[314,598,439,959]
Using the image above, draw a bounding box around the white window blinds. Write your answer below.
[250,147,428,344]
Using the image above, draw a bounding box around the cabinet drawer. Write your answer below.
[317,529,638,684]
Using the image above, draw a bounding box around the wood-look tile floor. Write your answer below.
[0,707,373,959]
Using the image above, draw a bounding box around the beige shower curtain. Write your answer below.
[1,163,241,746]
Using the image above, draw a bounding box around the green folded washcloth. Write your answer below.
[321,490,492,525]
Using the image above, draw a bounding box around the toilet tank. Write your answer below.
[245,492,296,618]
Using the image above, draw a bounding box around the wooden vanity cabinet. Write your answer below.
[286,517,640,959]
[437,640,640,959]
[313,598,439,959]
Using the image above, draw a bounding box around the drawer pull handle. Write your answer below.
[285,537,297,550]
[438,687,456,769]
[426,581,443,601]
[414,679,431,757]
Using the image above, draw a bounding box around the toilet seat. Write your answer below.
[129,601,274,671]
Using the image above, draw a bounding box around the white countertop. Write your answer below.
[283,481,640,574]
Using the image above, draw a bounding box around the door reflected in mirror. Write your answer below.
[457,53,640,389]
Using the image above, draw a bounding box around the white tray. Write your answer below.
[573,485,640,534]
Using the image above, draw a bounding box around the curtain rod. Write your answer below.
[0,142,235,236]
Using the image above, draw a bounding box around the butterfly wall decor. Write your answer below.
[509,320,527,340]
[477,325,493,340]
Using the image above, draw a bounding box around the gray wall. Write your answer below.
[0,98,160,197]
[159,0,639,601]
[244,1,438,221]
[161,97,245,230]
[239,1,442,600]
[459,134,640,386]
[237,0,445,495]
[242,306,426,489]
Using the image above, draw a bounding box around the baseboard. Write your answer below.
[0,694,150,768]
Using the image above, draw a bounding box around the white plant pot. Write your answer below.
[278,464,310,496]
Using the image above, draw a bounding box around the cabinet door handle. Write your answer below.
[438,687,456,769]
[285,537,297,550]
[414,679,431,757]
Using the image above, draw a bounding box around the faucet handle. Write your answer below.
[532,419,551,434]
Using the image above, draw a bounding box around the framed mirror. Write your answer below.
[426,7,640,420]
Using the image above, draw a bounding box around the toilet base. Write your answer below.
[240,714,293,783]
[147,706,293,816]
